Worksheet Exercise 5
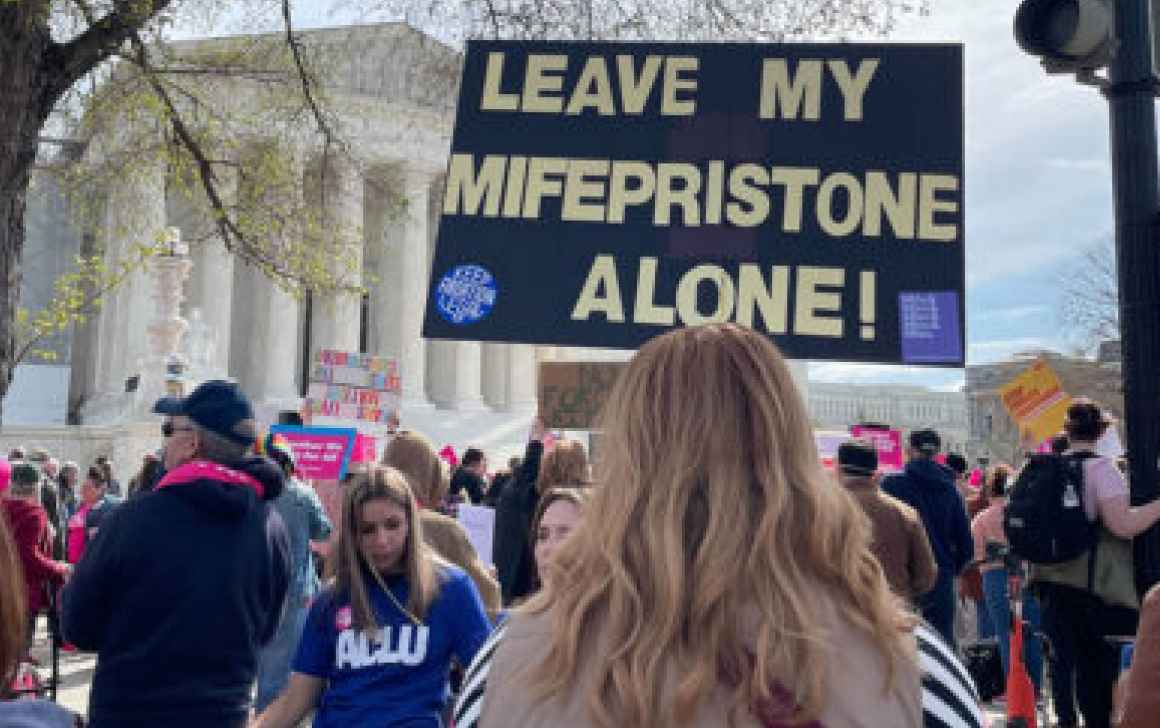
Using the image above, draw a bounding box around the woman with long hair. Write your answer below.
[382,431,502,617]
[0,510,79,724]
[493,422,590,604]
[455,324,982,728]
[529,486,588,593]
[253,465,491,727]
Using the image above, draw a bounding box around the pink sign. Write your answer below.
[270,426,357,481]
[850,426,904,472]
[352,434,378,464]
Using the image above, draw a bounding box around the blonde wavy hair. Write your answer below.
[525,324,911,727]
[536,439,589,495]
[382,431,448,505]
[330,465,440,629]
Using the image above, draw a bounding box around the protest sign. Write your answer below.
[424,41,964,365]
[850,425,903,471]
[997,358,1072,446]
[270,425,358,481]
[457,504,497,565]
[539,362,626,429]
[306,350,401,424]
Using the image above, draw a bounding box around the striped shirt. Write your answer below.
[455,621,983,728]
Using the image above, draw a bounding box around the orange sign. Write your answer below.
[997,359,1072,445]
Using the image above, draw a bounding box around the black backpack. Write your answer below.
[1003,452,1097,564]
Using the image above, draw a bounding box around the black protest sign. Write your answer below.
[423,41,964,365]
[538,362,626,430]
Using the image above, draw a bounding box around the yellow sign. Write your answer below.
[997,358,1072,445]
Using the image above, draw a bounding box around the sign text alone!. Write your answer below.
[423,42,965,365]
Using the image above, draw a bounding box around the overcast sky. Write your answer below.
[185,0,1124,392]
[811,0,1118,390]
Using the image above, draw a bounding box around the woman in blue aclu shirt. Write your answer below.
[253,465,492,727]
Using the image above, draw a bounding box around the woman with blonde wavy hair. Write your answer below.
[383,431,502,617]
[454,324,983,728]
[536,441,589,495]
[254,465,491,727]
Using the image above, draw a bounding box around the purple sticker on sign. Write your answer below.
[899,292,963,364]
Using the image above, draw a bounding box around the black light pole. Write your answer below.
[1016,0,1160,593]
[1106,0,1160,593]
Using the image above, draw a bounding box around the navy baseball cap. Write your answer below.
[838,440,878,476]
[909,428,942,455]
[153,380,257,447]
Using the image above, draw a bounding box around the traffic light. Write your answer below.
[1014,0,1116,73]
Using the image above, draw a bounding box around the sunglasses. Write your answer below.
[162,421,195,438]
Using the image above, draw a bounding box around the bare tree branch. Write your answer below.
[47,0,175,102]
[1059,237,1119,350]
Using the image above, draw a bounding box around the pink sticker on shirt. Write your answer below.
[335,606,353,631]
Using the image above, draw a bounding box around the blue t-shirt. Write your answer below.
[294,565,491,727]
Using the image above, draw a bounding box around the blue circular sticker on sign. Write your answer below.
[435,264,498,325]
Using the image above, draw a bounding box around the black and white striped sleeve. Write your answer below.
[916,623,984,728]
[454,622,509,728]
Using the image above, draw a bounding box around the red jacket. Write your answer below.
[2,498,69,612]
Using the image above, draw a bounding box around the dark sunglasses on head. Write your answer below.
[161,421,194,438]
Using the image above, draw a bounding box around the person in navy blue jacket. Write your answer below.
[61,380,291,728]
[881,428,973,649]
[254,464,492,728]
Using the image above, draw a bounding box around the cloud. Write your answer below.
[1046,158,1110,172]
[808,362,965,390]
[894,0,1115,285]
[971,304,1051,324]
[967,337,1058,364]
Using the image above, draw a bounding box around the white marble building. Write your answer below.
[4,22,819,466]
[64,25,545,431]
[807,382,968,453]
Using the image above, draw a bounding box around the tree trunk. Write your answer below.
[0,4,57,424]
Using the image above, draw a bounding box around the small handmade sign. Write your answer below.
[306,350,402,424]
[538,362,626,430]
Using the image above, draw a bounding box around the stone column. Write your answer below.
[398,168,431,407]
[364,169,400,360]
[120,161,167,391]
[100,160,166,399]
[251,276,302,407]
[232,145,304,408]
[507,344,538,411]
[177,167,237,380]
[307,156,363,359]
[426,173,485,411]
[481,344,509,409]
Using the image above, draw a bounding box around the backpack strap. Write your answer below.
[1067,451,1099,591]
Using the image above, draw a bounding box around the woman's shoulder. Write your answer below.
[914,622,985,728]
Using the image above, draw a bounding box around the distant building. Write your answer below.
[807,382,968,453]
[966,350,1123,463]
[1097,339,1121,369]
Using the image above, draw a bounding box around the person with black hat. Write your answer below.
[881,428,973,649]
[60,380,291,728]
[837,439,937,604]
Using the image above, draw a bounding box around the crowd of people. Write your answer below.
[0,324,1157,728]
